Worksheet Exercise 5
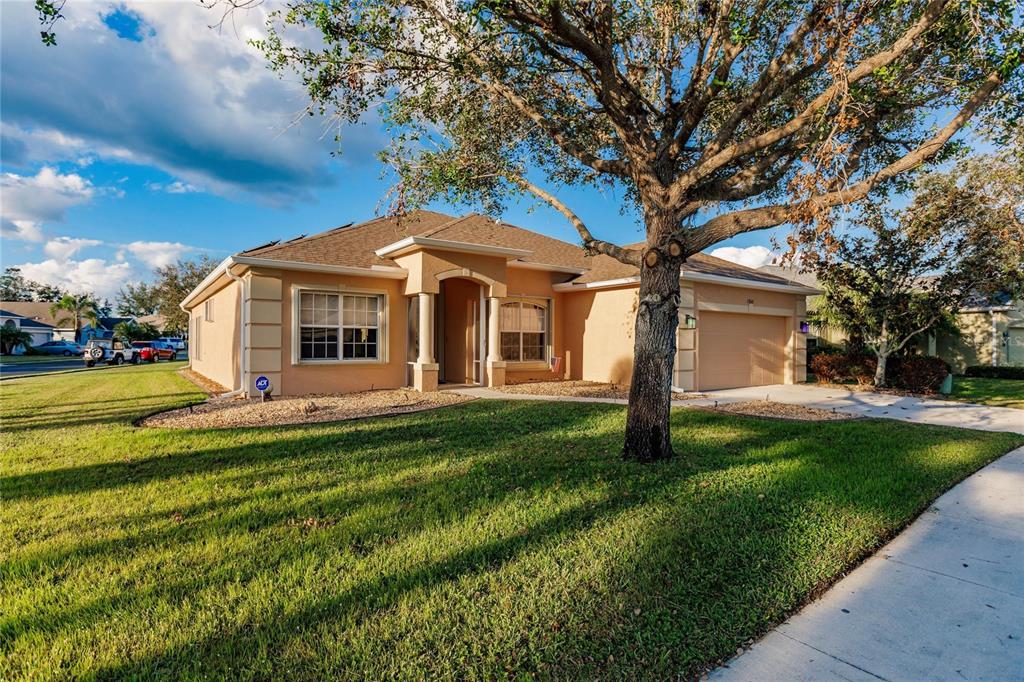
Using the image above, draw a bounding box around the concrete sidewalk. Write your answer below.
[698,384,1024,434]
[712,445,1024,682]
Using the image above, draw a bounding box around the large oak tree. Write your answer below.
[245,0,1020,460]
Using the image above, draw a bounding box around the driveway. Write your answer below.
[707,384,1023,681]
[699,383,1024,434]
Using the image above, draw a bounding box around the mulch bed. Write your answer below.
[495,380,706,401]
[707,399,857,421]
[140,389,473,429]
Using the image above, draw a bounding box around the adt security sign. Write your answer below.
[255,375,271,401]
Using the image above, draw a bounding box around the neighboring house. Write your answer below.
[136,313,167,331]
[928,292,1024,371]
[757,264,847,347]
[180,211,819,397]
[0,308,56,353]
[80,317,136,342]
[0,302,75,342]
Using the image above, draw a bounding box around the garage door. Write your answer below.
[698,312,787,390]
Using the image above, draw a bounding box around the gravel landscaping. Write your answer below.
[496,380,705,400]
[141,388,473,429]
[709,399,857,421]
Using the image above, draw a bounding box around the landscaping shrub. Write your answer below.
[893,356,950,393]
[809,353,849,383]
[963,365,1024,380]
[848,354,878,386]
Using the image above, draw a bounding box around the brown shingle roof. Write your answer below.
[237,210,803,289]
[0,301,68,328]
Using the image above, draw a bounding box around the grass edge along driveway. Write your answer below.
[947,375,1024,410]
[2,364,1022,680]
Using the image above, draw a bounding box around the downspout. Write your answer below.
[223,262,247,398]
[991,309,998,367]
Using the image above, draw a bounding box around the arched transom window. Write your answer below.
[500,301,547,362]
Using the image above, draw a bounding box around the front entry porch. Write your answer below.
[407,274,507,392]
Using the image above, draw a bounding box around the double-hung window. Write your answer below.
[299,291,383,361]
[500,300,547,362]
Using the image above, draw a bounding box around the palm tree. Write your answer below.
[50,294,100,343]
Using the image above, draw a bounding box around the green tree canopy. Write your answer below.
[807,146,1024,386]
[153,256,219,334]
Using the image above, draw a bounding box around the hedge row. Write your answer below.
[963,365,1024,380]
[810,352,951,393]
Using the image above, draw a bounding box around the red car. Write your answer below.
[131,340,177,362]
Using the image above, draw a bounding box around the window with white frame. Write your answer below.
[500,300,547,362]
[204,299,214,322]
[299,291,383,361]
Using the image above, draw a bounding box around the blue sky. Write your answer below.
[0,1,785,300]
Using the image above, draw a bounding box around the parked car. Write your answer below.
[132,340,177,362]
[84,338,140,367]
[34,340,85,356]
[158,337,186,351]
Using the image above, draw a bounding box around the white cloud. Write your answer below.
[708,245,779,270]
[122,241,195,269]
[0,2,380,202]
[0,166,96,241]
[165,180,198,194]
[44,236,103,261]
[14,257,136,300]
[146,179,199,194]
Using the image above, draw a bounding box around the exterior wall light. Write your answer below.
[684,314,697,329]
[799,321,810,334]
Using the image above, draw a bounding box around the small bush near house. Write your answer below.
[963,365,1024,380]
[848,354,878,386]
[893,356,951,394]
[809,353,849,383]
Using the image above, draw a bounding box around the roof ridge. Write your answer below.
[241,210,457,257]
[417,213,476,239]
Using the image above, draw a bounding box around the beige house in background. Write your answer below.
[180,211,818,397]
[929,298,1024,371]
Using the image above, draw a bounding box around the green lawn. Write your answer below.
[947,376,1024,410]
[2,364,1021,679]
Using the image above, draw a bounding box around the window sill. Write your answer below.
[293,358,387,367]
[505,360,550,371]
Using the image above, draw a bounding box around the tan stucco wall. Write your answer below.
[935,305,1024,371]
[187,278,240,391]
[393,249,508,297]
[562,285,638,384]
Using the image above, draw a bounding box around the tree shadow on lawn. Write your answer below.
[5,399,1012,678]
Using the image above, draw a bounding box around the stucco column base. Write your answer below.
[486,360,506,388]
[413,363,439,392]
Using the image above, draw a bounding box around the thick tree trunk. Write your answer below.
[622,222,683,462]
[874,352,888,387]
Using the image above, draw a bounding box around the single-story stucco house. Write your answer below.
[0,301,75,342]
[927,292,1024,371]
[0,308,56,351]
[180,211,819,397]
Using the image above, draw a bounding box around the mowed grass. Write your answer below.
[2,365,1021,680]
[948,376,1024,409]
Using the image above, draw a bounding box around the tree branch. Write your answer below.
[507,174,640,266]
[681,69,1003,253]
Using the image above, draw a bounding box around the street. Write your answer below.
[0,354,187,379]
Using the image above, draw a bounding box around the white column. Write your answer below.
[418,292,434,364]
[487,296,501,362]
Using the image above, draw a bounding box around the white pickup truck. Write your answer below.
[83,338,141,367]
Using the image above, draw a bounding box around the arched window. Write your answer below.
[500,301,547,362]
